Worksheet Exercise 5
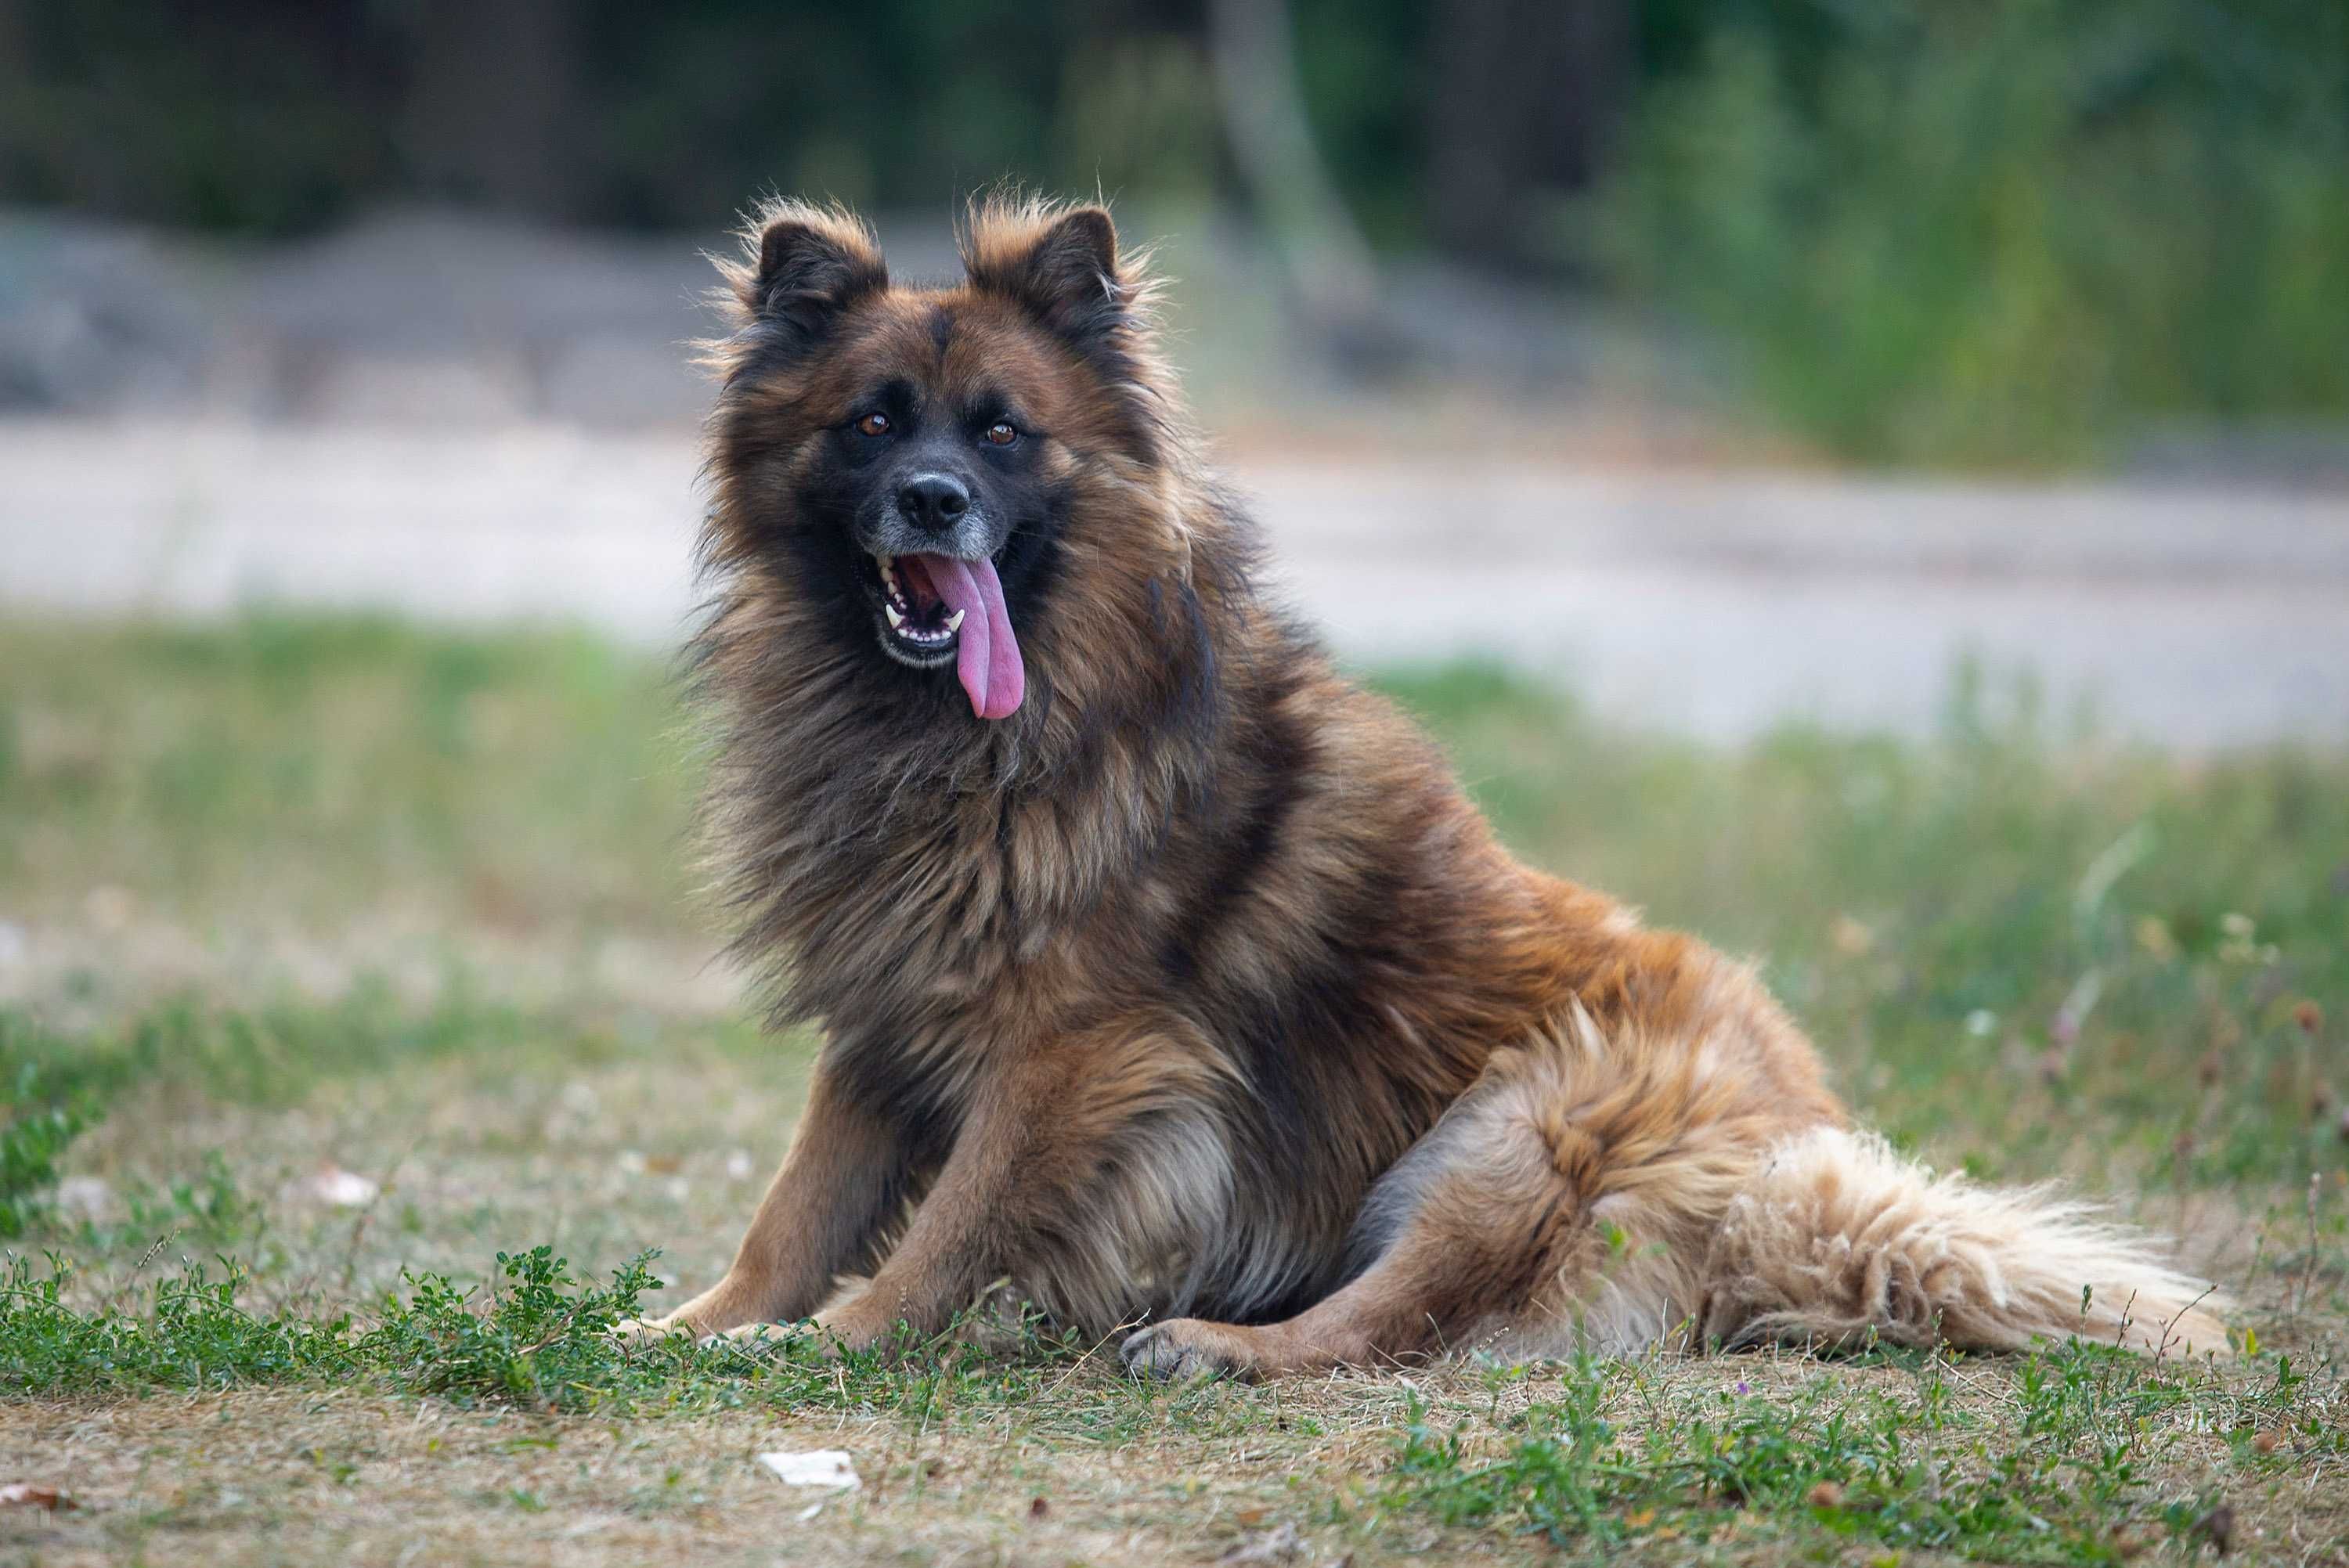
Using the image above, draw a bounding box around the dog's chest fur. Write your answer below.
[705,577,1567,1317]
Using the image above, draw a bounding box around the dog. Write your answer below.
[628,195,2227,1376]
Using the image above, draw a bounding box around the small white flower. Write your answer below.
[303,1164,380,1207]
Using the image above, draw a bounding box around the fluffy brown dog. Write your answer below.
[633,196,2226,1375]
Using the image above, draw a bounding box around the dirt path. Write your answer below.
[7,417,2347,745]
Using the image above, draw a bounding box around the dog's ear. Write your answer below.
[738,205,887,346]
[964,201,1130,348]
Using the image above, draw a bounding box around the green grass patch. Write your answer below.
[2,1245,684,1410]
[1384,1343,2343,1563]
[0,1242,1200,1432]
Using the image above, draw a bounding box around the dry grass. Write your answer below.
[2,618,2345,1566]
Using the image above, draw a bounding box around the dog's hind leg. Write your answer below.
[1123,1051,1584,1379]
[1124,996,2228,1379]
[1122,1042,1621,1379]
[1123,1007,1820,1380]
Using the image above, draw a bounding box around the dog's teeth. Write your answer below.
[944,609,965,633]
[883,602,904,629]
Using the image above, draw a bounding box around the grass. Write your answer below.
[2,615,2345,1566]
[1602,0,2349,467]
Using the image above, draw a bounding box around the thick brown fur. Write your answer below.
[632,195,2228,1374]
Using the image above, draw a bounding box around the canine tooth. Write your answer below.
[884,603,904,629]
[944,609,965,633]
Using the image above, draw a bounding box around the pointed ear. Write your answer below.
[965,203,1128,345]
[741,207,887,346]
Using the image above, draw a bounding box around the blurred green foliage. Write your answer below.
[1601,0,2349,465]
[0,1,1225,234]
[1380,659,2349,1192]
[4,617,2344,1198]
[0,614,696,936]
[2,1,2344,463]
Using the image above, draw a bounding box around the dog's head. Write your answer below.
[701,196,1188,726]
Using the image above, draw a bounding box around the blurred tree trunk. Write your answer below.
[1207,0,1401,373]
[1429,0,1629,270]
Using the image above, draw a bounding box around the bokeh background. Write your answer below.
[5,0,2349,743]
[4,4,2347,1092]
[9,0,2349,457]
[2,9,2347,1558]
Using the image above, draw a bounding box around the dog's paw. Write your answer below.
[609,1315,692,1347]
[806,1304,900,1360]
[1120,1319,1258,1382]
[612,1315,804,1358]
[698,1320,808,1359]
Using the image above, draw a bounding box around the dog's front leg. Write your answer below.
[813,1022,1225,1351]
[630,1061,913,1339]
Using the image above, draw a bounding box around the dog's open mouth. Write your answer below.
[865,552,1026,719]
[873,553,963,659]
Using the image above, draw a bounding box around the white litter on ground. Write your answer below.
[756,1450,861,1491]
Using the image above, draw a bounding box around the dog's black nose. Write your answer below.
[897,474,970,532]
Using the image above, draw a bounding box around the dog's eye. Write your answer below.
[855,412,891,438]
[983,421,1018,447]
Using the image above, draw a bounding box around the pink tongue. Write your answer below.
[914,553,1023,719]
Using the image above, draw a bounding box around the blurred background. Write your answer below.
[5,0,2348,741]
[9,0,2349,454]
[0,2,2345,1426]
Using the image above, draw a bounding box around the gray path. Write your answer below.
[5,419,2346,747]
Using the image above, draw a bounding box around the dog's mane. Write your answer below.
[687,200,1315,1054]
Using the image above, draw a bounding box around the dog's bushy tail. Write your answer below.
[1701,1126,2230,1358]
